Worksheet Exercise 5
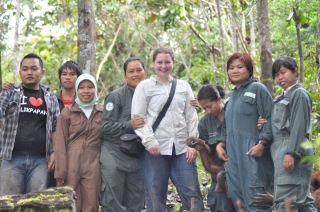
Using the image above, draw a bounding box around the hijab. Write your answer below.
[75,73,98,109]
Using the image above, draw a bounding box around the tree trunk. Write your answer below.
[77,0,96,75]
[0,51,2,91]
[316,0,320,80]
[215,0,226,71]
[249,1,257,57]
[256,0,273,93]
[12,0,21,85]
[293,7,304,83]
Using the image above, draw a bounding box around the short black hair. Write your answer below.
[197,84,225,101]
[58,60,82,80]
[20,53,44,69]
[272,56,298,79]
[123,57,145,74]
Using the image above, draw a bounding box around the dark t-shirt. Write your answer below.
[13,87,47,156]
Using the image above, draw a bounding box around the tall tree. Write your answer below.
[12,0,21,84]
[77,0,96,75]
[249,1,257,57]
[0,51,2,90]
[256,0,273,93]
[293,7,304,83]
[316,0,320,80]
[215,0,226,70]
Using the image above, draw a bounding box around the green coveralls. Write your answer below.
[100,84,144,212]
[198,114,234,212]
[224,79,274,211]
[271,84,316,212]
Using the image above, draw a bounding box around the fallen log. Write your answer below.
[0,186,76,212]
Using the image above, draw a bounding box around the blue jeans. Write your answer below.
[0,154,48,195]
[142,150,204,212]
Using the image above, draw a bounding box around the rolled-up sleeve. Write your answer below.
[132,82,159,149]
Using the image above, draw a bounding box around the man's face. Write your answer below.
[125,61,146,88]
[20,58,44,89]
[60,68,78,89]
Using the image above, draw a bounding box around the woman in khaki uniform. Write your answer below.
[54,74,102,212]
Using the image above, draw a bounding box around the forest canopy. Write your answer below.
[0,0,319,140]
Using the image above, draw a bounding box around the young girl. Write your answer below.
[197,84,235,212]
[271,56,316,211]
[54,74,102,212]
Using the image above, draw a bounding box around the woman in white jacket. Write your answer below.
[132,47,204,211]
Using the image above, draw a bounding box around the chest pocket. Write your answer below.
[5,102,18,118]
[69,113,83,137]
[239,94,256,116]
[147,90,166,113]
[272,99,290,131]
[172,90,187,111]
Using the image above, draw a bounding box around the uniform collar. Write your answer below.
[70,102,103,112]
[150,75,174,85]
[284,83,300,97]
[125,83,135,92]
[233,78,254,91]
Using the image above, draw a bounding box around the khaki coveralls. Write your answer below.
[54,103,103,212]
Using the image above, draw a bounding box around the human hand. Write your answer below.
[253,192,274,206]
[56,178,65,186]
[247,143,264,157]
[148,145,161,155]
[216,142,228,161]
[186,147,197,163]
[283,154,295,172]
[190,98,199,108]
[2,82,14,90]
[131,115,145,129]
[257,116,267,129]
[48,153,55,172]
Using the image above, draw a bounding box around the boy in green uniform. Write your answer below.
[271,56,316,212]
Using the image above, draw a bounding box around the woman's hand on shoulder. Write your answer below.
[190,98,199,108]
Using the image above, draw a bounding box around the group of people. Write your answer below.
[0,47,316,212]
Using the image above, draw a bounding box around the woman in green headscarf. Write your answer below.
[53,73,103,212]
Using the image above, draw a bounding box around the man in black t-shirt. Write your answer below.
[0,53,60,195]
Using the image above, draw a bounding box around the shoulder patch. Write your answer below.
[244,92,256,99]
[105,102,114,111]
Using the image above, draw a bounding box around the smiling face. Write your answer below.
[275,66,297,90]
[153,53,174,79]
[199,99,223,117]
[77,80,96,103]
[227,59,250,87]
[125,60,146,88]
[20,58,44,90]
